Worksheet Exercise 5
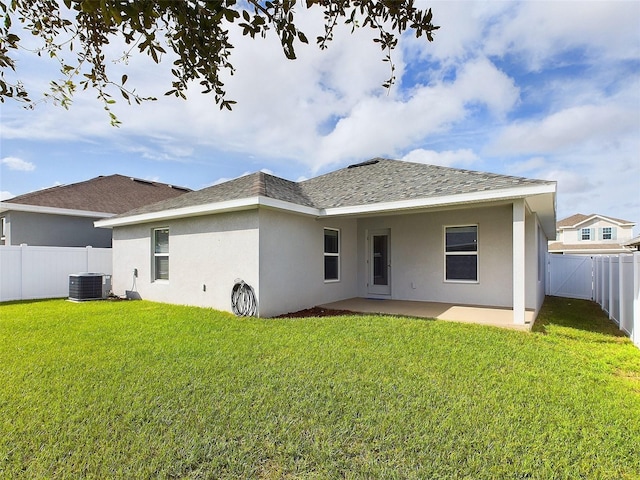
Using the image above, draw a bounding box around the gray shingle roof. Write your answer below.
[111,158,555,219]
[117,171,315,218]
[5,174,191,214]
[300,158,552,208]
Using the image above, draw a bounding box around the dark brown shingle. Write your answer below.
[6,175,191,214]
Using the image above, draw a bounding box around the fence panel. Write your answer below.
[0,246,22,301]
[547,254,594,300]
[619,255,634,335]
[549,252,639,349]
[0,245,112,302]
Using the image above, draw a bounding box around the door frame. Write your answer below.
[367,228,391,296]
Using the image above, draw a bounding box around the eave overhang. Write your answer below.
[95,183,557,238]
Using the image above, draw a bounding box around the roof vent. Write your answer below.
[170,185,191,192]
[347,159,379,169]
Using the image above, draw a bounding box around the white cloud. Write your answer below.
[508,157,548,175]
[1,156,35,171]
[1,191,14,200]
[450,57,519,116]
[490,104,636,156]
[483,1,640,69]
[0,7,520,174]
[401,148,479,168]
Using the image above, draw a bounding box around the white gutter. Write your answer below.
[0,202,114,218]
[95,183,557,228]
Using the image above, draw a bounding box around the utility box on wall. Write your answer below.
[69,273,111,301]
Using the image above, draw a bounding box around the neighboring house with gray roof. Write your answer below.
[548,213,636,255]
[0,175,190,248]
[96,158,557,325]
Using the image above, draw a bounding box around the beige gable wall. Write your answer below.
[561,217,634,244]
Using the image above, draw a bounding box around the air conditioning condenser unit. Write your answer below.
[69,273,112,301]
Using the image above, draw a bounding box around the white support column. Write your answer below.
[513,200,526,325]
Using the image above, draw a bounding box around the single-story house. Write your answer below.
[548,213,636,255]
[0,175,190,248]
[96,158,557,325]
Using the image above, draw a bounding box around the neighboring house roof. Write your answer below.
[557,213,635,229]
[624,235,640,249]
[97,158,557,235]
[1,174,191,215]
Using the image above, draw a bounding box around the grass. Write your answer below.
[1,297,639,479]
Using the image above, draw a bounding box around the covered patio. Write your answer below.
[319,298,536,331]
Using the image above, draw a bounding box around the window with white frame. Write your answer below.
[602,227,612,240]
[153,228,169,281]
[0,217,5,245]
[445,225,478,282]
[581,228,591,241]
[324,228,340,281]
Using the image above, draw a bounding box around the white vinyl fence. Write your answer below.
[547,254,594,300]
[548,252,640,348]
[0,245,112,302]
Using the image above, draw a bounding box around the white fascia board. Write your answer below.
[257,197,320,216]
[95,196,320,228]
[0,202,114,218]
[321,183,557,217]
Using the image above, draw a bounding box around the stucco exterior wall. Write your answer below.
[111,210,259,311]
[257,208,358,317]
[356,204,516,308]
[4,211,112,247]
[109,201,547,316]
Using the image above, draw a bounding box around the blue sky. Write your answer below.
[1,1,639,232]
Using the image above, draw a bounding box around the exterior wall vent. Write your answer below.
[69,273,112,301]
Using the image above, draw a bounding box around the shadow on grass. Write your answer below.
[533,295,628,337]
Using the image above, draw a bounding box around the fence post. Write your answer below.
[619,254,626,332]
[631,252,640,348]
[597,256,602,309]
[86,245,92,272]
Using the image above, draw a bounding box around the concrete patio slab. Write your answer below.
[319,298,535,331]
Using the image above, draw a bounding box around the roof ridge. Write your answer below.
[251,172,267,197]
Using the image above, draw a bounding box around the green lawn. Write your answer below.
[1,297,639,479]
